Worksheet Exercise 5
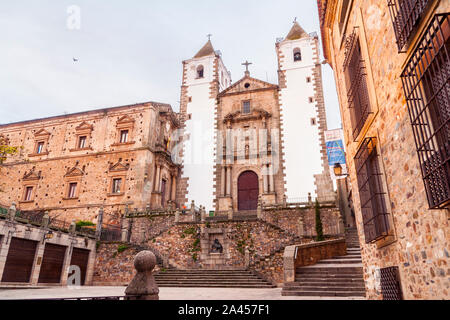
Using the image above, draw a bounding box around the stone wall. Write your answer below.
[128,214,175,244]
[319,0,450,299]
[140,220,300,283]
[92,242,161,286]
[261,206,342,237]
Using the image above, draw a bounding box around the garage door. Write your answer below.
[1,237,38,283]
[38,243,67,284]
[70,247,90,285]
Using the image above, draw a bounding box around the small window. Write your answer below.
[24,186,33,201]
[68,183,77,199]
[36,142,45,154]
[120,130,129,143]
[242,101,251,114]
[309,97,314,103]
[293,48,302,61]
[306,77,311,83]
[78,136,87,149]
[311,118,316,126]
[112,178,122,194]
[197,65,204,78]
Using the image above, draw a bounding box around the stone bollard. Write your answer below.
[201,206,206,222]
[297,217,304,238]
[257,198,262,220]
[7,202,16,221]
[69,220,77,235]
[121,217,130,242]
[42,211,50,228]
[95,207,104,240]
[125,250,159,300]
[228,205,233,220]
[307,192,312,206]
[175,210,180,223]
[338,215,345,235]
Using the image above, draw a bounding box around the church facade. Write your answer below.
[178,22,334,212]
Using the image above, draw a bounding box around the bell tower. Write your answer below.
[177,38,231,211]
[276,21,334,200]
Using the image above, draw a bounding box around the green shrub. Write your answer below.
[315,199,324,241]
[76,220,95,230]
[192,253,198,262]
[183,226,197,235]
[117,244,129,253]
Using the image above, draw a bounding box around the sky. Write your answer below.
[0,0,341,129]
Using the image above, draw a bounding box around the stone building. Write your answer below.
[0,102,181,224]
[178,24,334,212]
[318,0,449,299]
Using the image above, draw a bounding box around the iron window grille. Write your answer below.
[380,266,403,300]
[401,13,450,209]
[344,30,373,140]
[387,0,431,52]
[354,137,390,243]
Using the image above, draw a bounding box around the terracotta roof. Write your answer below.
[285,22,309,40]
[194,40,215,58]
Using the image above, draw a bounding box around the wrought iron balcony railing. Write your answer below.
[387,0,431,52]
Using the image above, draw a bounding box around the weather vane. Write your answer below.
[293,17,297,24]
[207,34,212,41]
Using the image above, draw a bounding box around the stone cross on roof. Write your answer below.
[242,60,252,75]
[207,34,212,41]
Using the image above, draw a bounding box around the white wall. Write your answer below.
[278,37,323,199]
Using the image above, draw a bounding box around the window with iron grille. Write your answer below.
[401,13,450,209]
[380,266,403,300]
[387,0,431,52]
[343,31,372,140]
[354,137,390,243]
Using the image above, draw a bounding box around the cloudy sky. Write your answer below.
[0,0,341,129]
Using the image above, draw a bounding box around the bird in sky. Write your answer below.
[73,57,78,62]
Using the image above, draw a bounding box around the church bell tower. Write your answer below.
[176,38,231,211]
[276,21,334,200]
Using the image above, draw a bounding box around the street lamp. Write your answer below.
[333,163,343,177]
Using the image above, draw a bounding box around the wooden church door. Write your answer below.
[237,171,259,211]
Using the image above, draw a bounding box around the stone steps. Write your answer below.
[153,269,275,288]
[281,290,366,297]
[283,237,365,298]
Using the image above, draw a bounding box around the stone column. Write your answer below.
[30,241,46,285]
[174,210,180,223]
[171,175,176,201]
[125,251,159,300]
[262,164,269,193]
[221,166,226,196]
[155,165,161,192]
[201,206,206,222]
[226,166,232,196]
[269,164,275,193]
[0,229,12,283]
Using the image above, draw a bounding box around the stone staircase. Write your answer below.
[282,228,366,298]
[154,269,276,288]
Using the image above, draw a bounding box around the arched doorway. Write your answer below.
[237,171,259,211]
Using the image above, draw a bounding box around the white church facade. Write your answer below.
[176,22,334,211]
